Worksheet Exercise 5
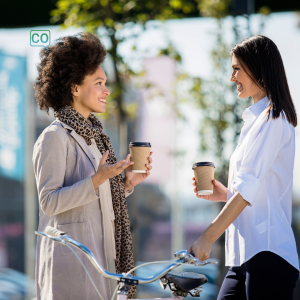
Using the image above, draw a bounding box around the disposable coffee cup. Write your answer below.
[129,142,151,173]
[192,162,215,195]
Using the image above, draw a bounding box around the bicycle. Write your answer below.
[35,227,218,300]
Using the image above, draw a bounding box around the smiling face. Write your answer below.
[230,55,266,103]
[70,66,110,118]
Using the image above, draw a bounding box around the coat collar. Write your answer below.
[55,119,98,172]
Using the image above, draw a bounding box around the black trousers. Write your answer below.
[217,251,299,300]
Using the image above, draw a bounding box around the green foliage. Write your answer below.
[51,0,201,32]
[50,0,230,125]
[198,0,231,18]
[159,44,182,63]
[258,6,271,15]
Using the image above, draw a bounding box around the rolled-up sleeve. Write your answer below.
[232,113,289,206]
[33,129,98,216]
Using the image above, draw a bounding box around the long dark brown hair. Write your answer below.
[230,35,297,127]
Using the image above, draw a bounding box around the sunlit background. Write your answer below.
[0,0,300,299]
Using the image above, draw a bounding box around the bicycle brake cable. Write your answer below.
[111,261,184,300]
[66,244,104,300]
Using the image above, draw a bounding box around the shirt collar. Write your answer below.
[242,96,269,121]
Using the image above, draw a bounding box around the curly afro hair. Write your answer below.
[33,32,107,113]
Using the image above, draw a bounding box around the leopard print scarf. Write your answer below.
[54,105,136,299]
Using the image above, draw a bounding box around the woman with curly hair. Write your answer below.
[32,32,152,300]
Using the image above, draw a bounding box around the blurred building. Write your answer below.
[0,52,27,273]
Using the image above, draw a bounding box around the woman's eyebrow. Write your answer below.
[232,64,240,68]
[94,77,106,81]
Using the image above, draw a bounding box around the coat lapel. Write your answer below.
[55,120,98,172]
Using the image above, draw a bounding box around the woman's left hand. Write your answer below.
[124,152,153,190]
[188,234,213,261]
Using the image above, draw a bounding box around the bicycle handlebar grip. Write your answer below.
[45,226,66,238]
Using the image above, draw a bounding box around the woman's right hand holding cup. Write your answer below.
[92,151,133,188]
[193,177,228,202]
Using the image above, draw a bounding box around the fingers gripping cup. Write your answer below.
[192,162,215,195]
[129,142,151,173]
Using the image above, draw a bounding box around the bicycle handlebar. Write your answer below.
[35,226,218,285]
[45,226,66,237]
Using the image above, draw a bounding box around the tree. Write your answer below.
[50,0,230,158]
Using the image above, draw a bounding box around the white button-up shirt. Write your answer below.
[225,96,299,271]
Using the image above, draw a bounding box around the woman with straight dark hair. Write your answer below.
[189,35,299,299]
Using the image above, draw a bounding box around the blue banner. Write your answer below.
[0,52,27,181]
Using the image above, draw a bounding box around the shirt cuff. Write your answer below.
[125,187,134,198]
[232,172,261,206]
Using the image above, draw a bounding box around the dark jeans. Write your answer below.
[217,251,299,300]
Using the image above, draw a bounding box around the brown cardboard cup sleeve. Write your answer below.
[193,162,215,195]
[129,142,151,173]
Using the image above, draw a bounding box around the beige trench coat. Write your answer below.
[33,119,126,300]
